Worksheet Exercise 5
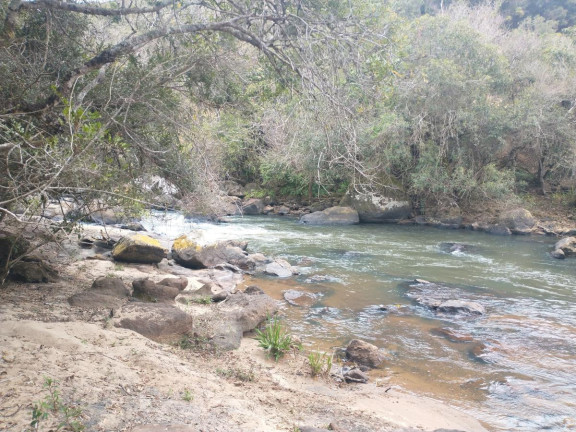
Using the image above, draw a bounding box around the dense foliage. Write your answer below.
[0,0,575,221]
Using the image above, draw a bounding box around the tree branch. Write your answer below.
[17,0,178,17]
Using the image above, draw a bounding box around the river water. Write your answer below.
[141,212,576,431]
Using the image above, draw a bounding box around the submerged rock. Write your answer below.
[430,327,474,343]
[300,206,359,225]
[439,242,474,254]
[112,234,166,264]
[283,290,317,307]
[436,300,485,315]
[404,280,486,316]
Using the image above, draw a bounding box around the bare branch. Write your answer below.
[16,0,178,17]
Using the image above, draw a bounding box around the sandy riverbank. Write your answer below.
[0,226,488,432]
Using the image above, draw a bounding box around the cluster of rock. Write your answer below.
[62,230,311,350]
[550,236,576,259]
[334,339,392,384]
[68,274,278,350]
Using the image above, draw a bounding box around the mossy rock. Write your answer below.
[112,234,166,264]
[172,234,202,252]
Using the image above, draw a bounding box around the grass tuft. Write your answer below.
[255,316,292,362]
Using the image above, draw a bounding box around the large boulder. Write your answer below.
[91,207,126,225]
[117,303,193,344]
[9,257,57,283]
[242,198,264,215]
[68,276,130,309]
[340,187,411,223]
[179,285,279,350]
[112,234,166,264]
[345,339,388,369]
[499,208,536,234]
[486,224,512,236]
[551,236,576,259]
[172,235,253,270]
[300,206,359,226]
[41,198,77,221]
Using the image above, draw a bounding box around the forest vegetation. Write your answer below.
[1,0,575,222]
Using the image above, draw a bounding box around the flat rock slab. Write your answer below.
[404,280,487,316]
[68,291,126,310]
[437,300,485,315]
[117,303,193,344]
[68,276,130,310]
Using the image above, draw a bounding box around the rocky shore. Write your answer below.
[0,222,489,432]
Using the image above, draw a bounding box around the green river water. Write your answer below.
[143,213,576,431]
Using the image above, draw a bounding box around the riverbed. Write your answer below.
[141,212,576,431]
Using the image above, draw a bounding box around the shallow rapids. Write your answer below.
[141,212,576,431]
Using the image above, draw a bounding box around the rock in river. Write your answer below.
[551,236,576,259]
[264,259,296,278]
[404,280,486,316]
[283,289,317,307]
[345,339,388,369]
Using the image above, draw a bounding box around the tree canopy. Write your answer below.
[1,0,575,223]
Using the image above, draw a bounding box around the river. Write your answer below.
[141,212,576,431]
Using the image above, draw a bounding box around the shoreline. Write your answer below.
[0,223,490,432]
